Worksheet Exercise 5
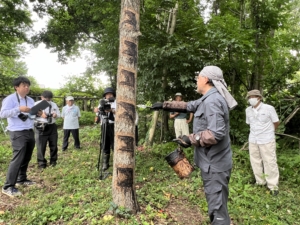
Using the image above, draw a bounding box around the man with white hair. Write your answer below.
[172,65,237,225]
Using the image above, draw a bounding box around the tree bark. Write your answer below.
[112,0,140,214]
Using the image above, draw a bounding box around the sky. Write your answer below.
[22,8,90,89]
[23,44,88,89]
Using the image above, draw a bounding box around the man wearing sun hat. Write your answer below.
[170,92,193,138]
[61,96,81,151]
[246,89,280,196]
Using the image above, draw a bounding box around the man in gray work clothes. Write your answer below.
[174,66,237,225]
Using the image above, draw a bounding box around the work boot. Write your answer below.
[102,153,110,170]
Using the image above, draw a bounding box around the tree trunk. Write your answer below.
[146,110,160,146]
[146,2,177,145]
[112,0,140,214]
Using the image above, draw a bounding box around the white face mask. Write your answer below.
[248,98,259,106]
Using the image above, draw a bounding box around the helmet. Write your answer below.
[103,87,116,97]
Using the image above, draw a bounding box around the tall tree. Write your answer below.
[112,0,140,213]
[0,0,32,92]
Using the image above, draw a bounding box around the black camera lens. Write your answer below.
[18,113,28,122]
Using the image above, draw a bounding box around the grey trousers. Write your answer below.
[201,168,231,225]
[3,129,35,189]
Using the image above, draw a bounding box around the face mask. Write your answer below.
[248,98,259,106]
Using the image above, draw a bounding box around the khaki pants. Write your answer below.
[249,140,279,190]
[174,119,189,138]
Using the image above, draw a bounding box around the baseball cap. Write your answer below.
[66,96,74,101]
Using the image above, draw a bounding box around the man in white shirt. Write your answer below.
[61,96,81,151]
[35,91,61,169]
[245,89,280,196]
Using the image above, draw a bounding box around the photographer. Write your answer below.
[35,91,60,169]
[0,76,41,197]
[94,87,116,170]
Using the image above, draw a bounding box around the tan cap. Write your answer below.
[66,96,74,101]
[246,90,262,98]
[175,92,182,97]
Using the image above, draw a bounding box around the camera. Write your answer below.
[18,113,28,122]
[98,97,115,115]
[46,113,53,123]
[95,98,115,124]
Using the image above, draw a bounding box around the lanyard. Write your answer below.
[16,92,27,106]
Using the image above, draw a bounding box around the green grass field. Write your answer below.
[1,126,300,225]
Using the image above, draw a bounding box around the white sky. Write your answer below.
[23,44,88,89]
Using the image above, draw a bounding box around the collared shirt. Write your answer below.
[0,93,35,131]
[246,102,279,144]
[187,87,232,173]
[61,104,81,129]
[35,100,61,124]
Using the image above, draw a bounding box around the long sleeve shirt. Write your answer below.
[187,87,232,173]
[0,93,35,131]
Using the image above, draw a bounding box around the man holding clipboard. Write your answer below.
[0,77,48,198]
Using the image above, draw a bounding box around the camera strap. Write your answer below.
[16,92,27,106]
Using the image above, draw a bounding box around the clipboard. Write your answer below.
[29,100,50,115]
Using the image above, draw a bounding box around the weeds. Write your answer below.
[0,127,300,224]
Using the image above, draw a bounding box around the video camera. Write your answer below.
[95,97,115,124]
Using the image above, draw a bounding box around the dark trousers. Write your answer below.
[4,130,35,189]
[102,123,114,155]
[135,125,138,146]
[201,168,231,225]
[62,129,80,150]
[35,124,58,167]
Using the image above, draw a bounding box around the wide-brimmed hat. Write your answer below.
[246,90,263,99]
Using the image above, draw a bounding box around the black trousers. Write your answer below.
[201,168,231,225]
[35,123,58,167]
[102,123,114,155]
[4,129,35,189]
[62,129,80,150]
[135,125,138,146]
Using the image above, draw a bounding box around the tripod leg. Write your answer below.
[102,153,110,170]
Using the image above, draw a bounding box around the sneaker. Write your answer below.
[16,180,36,187]
[2,187,22,197]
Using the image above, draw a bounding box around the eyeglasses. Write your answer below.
[194,71,200,81]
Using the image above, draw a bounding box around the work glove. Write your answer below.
[150,102,163,111]
[173,135,191,148]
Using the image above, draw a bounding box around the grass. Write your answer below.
[0,126,300,225]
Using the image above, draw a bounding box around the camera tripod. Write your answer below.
[97,113,112,180]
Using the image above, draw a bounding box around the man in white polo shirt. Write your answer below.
[246,89,280,196]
